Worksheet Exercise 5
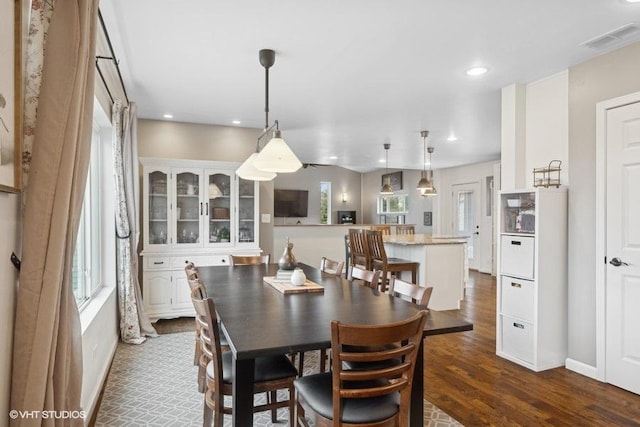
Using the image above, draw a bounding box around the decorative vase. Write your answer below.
[291,268,306,286]
[278,239,297,270]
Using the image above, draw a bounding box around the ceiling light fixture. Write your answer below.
[163,113,173,119]
[421,146,437,196]
[232,120,241,125]
[380,143,394,195]
[416,131,431,192]
[236,49,302,181]
[447,135,458,142]
[465,66,488,76]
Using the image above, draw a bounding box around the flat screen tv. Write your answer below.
[274,189,309,217]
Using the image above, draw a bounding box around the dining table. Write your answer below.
[198,262,473,427]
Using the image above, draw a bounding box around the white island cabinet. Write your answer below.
[496,188,567,371]
[140,158,261,320]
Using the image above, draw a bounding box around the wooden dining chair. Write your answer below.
[366,229,419,292]
[389,276,433,308]
[348,228,370,269]
[348,265,382,290]
[395,225,415,235]
[192,287,298,426]
[228,254,270,266]
[320,256,344,277]
[370,225,391,235]
[294,311,428,426]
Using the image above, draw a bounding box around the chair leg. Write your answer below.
[297,351,305,376]
[203,397,212,427]
[270,390,278,423]
[289,386,296,426]
[194,338,200,365]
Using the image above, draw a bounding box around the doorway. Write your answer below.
[596,92,640,394]
[452,182,481,270]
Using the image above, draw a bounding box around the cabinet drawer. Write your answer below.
[500,276,535,322]
[170,255,230,269]
[145,256,171,270]
[500,235,535,279]
[501,315,534,364]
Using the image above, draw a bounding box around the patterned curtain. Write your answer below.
[21,0,54,202]
[112,100,157,343]
[11,1,99,425]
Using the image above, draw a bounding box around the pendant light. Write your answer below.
[380,143,394,195]
[237,49,302,180]
[416,130,430,192]
[421,146,438,196]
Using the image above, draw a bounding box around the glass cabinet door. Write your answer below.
[174,170,203,246]
[237,178,256,244]
[206,171,233,246]
[147,170,169,247]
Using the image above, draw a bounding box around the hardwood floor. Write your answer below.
[424,271,640,426]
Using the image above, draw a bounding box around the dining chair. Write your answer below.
[370,225,392,235]
[348,265,381,290]
[294,311,428,426]
[320,256,344,277]
[191,287,298,426]
[228,254,271,266]
[366,229,418,292]
[388,276,433,308]
[395,225,415,235]
[348,228,370,270]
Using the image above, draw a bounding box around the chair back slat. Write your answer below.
[229,254,270,266]
[348,265,380,290]
[389,276,433,307]
[330,311,427,424]
[320,256,344,276]
[395,225,415,235]
[348,229,370,269]
[370,225,391,235]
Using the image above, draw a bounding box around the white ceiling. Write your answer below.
[99,0,640,173]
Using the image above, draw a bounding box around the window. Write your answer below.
[320,182,331,224]
[377,194,409,214]
[72,126,102,305]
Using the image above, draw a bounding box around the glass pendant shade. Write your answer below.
[421,171,437,196]
[236,153,277,181]
[416,171,430,191]
[380,177,394,195]
[252,132,303,173]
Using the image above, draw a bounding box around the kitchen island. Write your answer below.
[383,234,468,311]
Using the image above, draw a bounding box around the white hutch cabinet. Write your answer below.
[496,188,567,371]
[140,158,261,320]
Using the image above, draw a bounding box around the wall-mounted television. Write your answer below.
[274,189,309,217]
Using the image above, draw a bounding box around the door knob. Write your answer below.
[609,257,629,267]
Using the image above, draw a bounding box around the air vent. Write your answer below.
[580,23,640,50]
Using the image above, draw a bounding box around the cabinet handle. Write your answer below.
[513,322,524,329]
[153,261,164,265]
[511,282,521,288]
[200,202,203,215]
[511,240,522,246]
[206,202,209,216]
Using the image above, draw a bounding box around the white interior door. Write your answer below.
[452,182,481,270]
[605,100,640,394]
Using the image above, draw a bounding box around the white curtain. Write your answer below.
[112,100,157,343]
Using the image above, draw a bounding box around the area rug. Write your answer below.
[95,332,463,426]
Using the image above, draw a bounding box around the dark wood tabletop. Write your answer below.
[197,263,473,426]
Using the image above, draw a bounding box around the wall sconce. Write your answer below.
[341,193,348,203]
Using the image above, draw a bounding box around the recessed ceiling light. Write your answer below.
[465,66,489,77]
[232,120,241,125]
[447,135,458,142]
[379,159,386,163]
[625,0,640,3]
[329,155,338,160]
[163,113,173,119]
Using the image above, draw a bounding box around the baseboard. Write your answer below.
[565,358,602,381]
[85,338,118,425]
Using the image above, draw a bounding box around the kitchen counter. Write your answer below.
[383,234,468,245]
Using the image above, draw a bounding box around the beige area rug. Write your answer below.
[95,332,463,426]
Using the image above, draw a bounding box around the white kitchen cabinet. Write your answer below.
[496,188,567,371]
[140,158,262,320]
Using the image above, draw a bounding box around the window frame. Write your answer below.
[377,194,409,215]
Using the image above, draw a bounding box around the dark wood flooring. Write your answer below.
[424,271,640,426]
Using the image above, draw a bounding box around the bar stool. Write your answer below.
[365,229,418,292]
[370,225,391,235]
[396,225,415,235]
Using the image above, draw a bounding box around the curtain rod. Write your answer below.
[95,9,130,105]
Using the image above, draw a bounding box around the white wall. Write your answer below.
[0,193,21,427]
[272,165,362,225]
[525,70,569,188]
